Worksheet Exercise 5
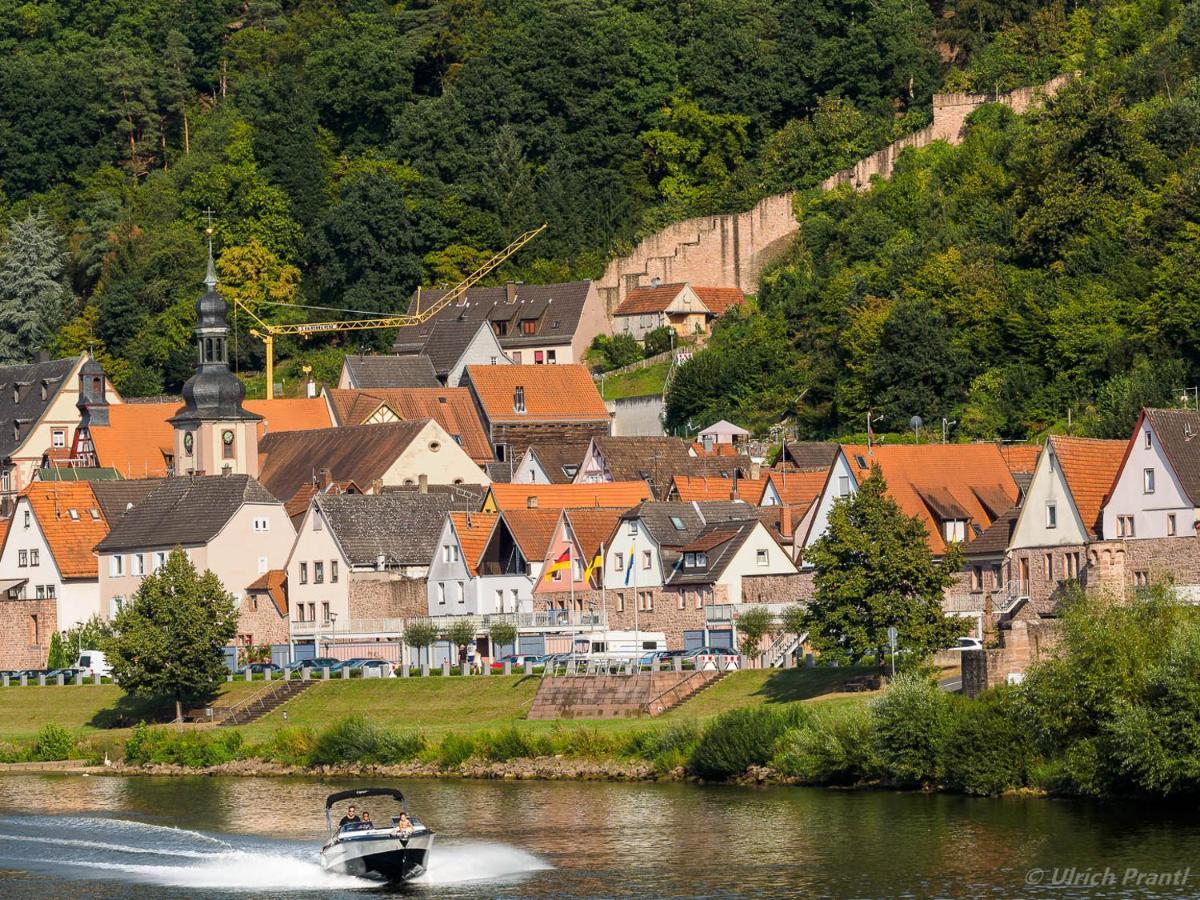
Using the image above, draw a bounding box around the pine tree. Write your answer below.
[0,209,70,364]
[804,465,967,671]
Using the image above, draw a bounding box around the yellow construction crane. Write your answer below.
[234,223,547,399]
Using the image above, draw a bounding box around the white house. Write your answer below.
[1102,408,1200,542]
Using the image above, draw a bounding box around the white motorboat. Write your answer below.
[320,788,434,883]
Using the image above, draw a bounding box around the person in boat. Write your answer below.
[338,805,360,829]
[360,811,373,830]
[397,812,414,836]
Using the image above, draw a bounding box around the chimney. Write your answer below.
[527,495,539,509]
[35,349,49,363]
[419,473,428,494]
[506,282,518,302]
[318,467,332,490]
[750,460,761,480]
[650,276,661,288]
[730,469,739,501]
[780,503,794,541]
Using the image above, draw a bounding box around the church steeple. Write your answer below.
[169,219,262,476]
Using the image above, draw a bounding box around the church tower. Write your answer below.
[169,229,262,476]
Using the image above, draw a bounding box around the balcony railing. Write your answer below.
[705,602,799,624]
[290,609,606,641]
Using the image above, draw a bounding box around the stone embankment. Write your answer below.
[595,74,1074,314]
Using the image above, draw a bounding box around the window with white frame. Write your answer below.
[109,555,123,576]
[51,429,65,448]
[331,561,338,582]
[437,583,446,605]
[614,553,624,571]
[642,550,652,570]
[133,553,145,576]
[22,510,29,528]
[838,476,851,496]
[1144,468,1156,494]
[1145,429,1152,449]
[314,561,324,584]
[299,562,308,584]
[29,549,38,566]
[153,551,166,571]
[457,582,465,604]
[17,550,27,567]
[756,548,769,566]
[1046,502,1057,529]
[1168,513,1177,536]
[258,557,268,574]
[628,521,639,536]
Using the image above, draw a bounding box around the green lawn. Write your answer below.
[0,681,265,741]
[0,668,879,746]
[597,360,670,400]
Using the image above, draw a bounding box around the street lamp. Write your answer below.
[327,611,338,656]
[1177,387,1199,411]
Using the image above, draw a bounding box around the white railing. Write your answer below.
[764,630,806,668]
[290,610,606,641]
[705,602,799,624]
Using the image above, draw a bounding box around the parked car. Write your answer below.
[245,662,283,675]
[329,658,372,673]
[15,669,47,680]
[284,657,340,673]
[46,667,85,680]
[948,637,983,651]
[490,654,548,671]
[76,649,112,679]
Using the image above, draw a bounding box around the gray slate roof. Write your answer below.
[1144,408,1200,504]
[392,281,593,353]
[342,354,440,389]
[666,520,760,586]
[780,442,840,470]
[90,479,166,525]
[315,493,466,567]
[0,356,76,459]
[592,436,749,499]
[96,475,281,551]
[965,504,1020,558]
[623,500,758,571]
[526,441,591,483]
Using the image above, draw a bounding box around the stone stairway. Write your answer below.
[216,679,315,727]
[527,670,725,720]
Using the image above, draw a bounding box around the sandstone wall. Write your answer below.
[962,618,1061,697]
[741,572,815,604]
[0,598,57,669]
[237,595,289,647]
[596,74,1073,313]
[349,575,429,619]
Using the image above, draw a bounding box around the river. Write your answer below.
[0,775,1194,897]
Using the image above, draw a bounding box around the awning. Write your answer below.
[0,579,28,595]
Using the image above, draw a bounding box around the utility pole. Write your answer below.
[942,417,957,444]
[867,409,884,455]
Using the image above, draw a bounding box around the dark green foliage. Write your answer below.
[308,716,426,766]
[108,549,239,719]
[772,702,878,784]
[868,674,956,787]
[477,727,551,762]
[0,0,1053,391]
[591,333,642,371]
[736,606,775,663]
[805,467,967,668]
[436,733,477,769]
[688,705,808,779]
[32,724,77,762]
[642,326,674,357]
[943,687,1035,795]
[123,723,245,768]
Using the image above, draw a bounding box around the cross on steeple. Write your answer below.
[202,207,217,287]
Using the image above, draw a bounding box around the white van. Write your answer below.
[586,631,667,658]
[76,650,112,679]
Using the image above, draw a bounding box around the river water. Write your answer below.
[0,775,1194,897]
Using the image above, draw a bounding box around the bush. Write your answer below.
[689,705,808,780]
[477,727,550,761]
[122,724,244,767]
[590,333,642,371]
[773,702,877,785]
[643,326,674,356]
[869,674,955,787]
[549,727,622,760]
[436,733,476,769]
[309,716,425,766]
[252,727,316,766]
[32,723,76,761]
[942,687,1033,795]
[624,721,701,772]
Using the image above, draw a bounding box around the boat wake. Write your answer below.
[0,815,549,892]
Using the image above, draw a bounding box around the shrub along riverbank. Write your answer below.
[12,589,1199,801]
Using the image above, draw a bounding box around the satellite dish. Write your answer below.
[909,415,923,431]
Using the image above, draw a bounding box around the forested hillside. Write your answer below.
[0,0,1056,396]
[666,0,1200,442]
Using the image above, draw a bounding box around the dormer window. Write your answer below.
[943,519,967,543]
[513,386,526,414]
[520,319,537,335]
[39,383,46,401]
[11,386,18,404]
[684,551,708,568]
[494,321,508,337]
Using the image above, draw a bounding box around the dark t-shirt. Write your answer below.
[339,815,360,828]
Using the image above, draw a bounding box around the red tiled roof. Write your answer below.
[501,508,561,562]
[487,481,652,511]
[692,286,744,316]
[325,388,492,462]
[450,511,498,576]
[613,283,687,316]
[1000,443,1042,475]
[246,569,288,616]
[763,469,828,506]
[23,482,108,579]
[841,444,1019,555]
[465,364,609,424]
[672,475,766,504]
[1049,436,1126,539]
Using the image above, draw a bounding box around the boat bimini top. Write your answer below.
[324,787,407,831]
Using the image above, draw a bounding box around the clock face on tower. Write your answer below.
[222,429,234,446]
[183,432,193,454]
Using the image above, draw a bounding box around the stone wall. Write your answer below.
[962,618,1061,697]
[741,572,815,604]
[528,670,720,719]
[491,421,611,460]
[237,595,289,647]
[349,575,429,619]
[0,597,57,669]
[571,585,729,649]
[1088,535,1200,597]
[596,75,1073,313]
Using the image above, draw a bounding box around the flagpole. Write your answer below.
[633,534,639,671]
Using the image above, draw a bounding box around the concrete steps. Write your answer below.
[527,670,725,720]
[218,679,315,727]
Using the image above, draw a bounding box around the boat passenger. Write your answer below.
[397,812,414,836]
[360,811,373,830]
[338,805,360,828]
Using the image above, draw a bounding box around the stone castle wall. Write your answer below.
[0,597,57,670]
[596,74,1074,314]
[349,574,429,619]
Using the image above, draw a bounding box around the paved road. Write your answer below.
[939,674,963,693]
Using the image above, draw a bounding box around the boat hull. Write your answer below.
[321,830,434,883]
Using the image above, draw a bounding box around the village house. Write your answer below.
[482,481,653,514]
[612,282,744,339]
[95,474,295,651]
[257,420,489,507]
[534,507,626,612]
[696,420,749,453]
[323,387,493,465]
[0,352,124,502]
[286,492,466,660]
[393,281,609,367]
[392,322,511,387]
[669,475,767,504]
[337,353,440,389]
[574,435,751,499]
[510,441,592,484]
[463,363,611,462]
